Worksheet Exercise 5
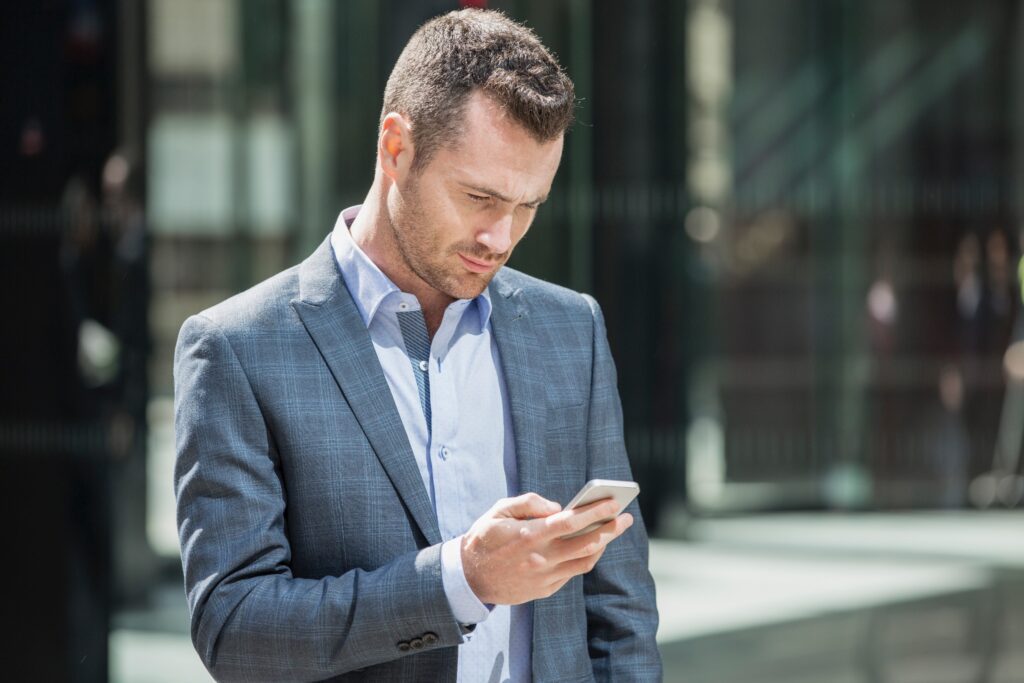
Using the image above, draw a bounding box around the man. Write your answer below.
[174,9,660,682]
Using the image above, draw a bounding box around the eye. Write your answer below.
[467,193,490,203]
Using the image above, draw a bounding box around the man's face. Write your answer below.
[386,92,564,301]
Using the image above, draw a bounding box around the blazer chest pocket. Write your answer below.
[545,400,587,465]
[543,401,588,500]
[546,400,586,434]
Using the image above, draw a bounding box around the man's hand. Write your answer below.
[460,492,634,605]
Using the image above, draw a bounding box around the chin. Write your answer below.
[445,272,494,300]
[448,283,489,301]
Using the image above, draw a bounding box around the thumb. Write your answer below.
[495,492,561,520]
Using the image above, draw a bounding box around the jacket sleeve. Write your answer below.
[173,314,465,682]
[580,295,663,682]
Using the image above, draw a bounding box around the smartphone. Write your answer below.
[561,479,640,539]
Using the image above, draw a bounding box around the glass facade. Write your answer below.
[140,0,1024,531]
[4,1,1023,680]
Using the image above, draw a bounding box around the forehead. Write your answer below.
[429,92,564,196]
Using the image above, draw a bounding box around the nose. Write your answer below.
[476,213,513,255]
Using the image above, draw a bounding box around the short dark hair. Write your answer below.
[381,8,575,170]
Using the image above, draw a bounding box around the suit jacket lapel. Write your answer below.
[489,273,547,505]
[291,237,442,546]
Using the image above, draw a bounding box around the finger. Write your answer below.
[549,514,634,562]
[549,548,609,582]
[541,497,623,539]
[493,492,561,520]
[536,574,573,600]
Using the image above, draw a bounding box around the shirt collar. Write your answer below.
[475,283,493,331]
[330,205,493,332]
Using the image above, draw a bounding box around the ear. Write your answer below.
[379,112,415,182]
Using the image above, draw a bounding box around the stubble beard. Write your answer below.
[389,178,503,302]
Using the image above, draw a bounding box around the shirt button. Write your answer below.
[440,447,449,460]
[399,302,408,310]
[418,359,428,372]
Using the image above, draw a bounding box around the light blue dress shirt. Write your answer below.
[331,206,533,682]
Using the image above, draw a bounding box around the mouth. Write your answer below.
[458,253,499,274]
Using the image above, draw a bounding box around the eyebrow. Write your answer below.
[461,183,548,206]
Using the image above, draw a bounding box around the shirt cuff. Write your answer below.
[440,536,491,625]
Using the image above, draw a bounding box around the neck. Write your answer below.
[349,176,454,336]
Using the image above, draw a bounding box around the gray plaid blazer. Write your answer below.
[174,236,661,682]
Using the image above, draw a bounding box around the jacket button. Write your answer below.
[422,632,438,646]
[397,641,411,652]
[410,637,424,650]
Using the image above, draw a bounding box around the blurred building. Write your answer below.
[1,1,149,680]
[3,1,1024,681]
[142,0,1024,523]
